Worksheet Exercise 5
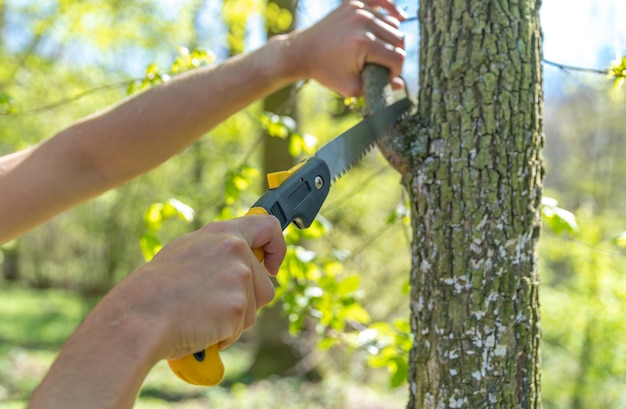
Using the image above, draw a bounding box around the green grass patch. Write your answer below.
[0,285,86,348]
[0,285,407,408]
[0,285,86,403]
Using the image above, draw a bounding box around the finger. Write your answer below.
[350,4,406,78]
[360,2,402,29]
[368,14,405,52]
[362,34,406,79]
[251,261,276,309]
[244,269,259,326]
[218,262,273,349]
[390,76,406,91]
[237,215,286,276]
[379,13,401,29]
[351,0,408,21]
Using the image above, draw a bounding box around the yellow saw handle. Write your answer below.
[167,207,268,386]
[168,158,331,385]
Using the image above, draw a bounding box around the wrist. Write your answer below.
[96,274,173,363]
[264,32,310,84]
[80,290,167,368]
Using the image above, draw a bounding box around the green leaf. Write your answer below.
[300,217,330,239]
[611,232,626,248]
[170,47,215,73]
[0,92,13,111]
[318,337,338,350]
[0,240,17,251]
[162,198,195,222]
[541,197,579,235]
[144,62,160,79]
[390,356,408,388]
[343,303,371,324]
[265,2,293,33]
[262,112,297,139]
[144,203,164,231]
[286,131,316,157]
[139,232,162,262]
[337,275,360,296]
[385,201,411,225]
[268,122,289,138]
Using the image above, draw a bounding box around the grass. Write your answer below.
[0,284,406,408]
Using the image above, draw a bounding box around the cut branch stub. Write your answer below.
[361,64,412,176]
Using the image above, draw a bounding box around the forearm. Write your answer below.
[71,35,299,188]
[0,0,406,243]
[0,36,298,243]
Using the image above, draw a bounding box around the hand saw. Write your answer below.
[167,96,412,386]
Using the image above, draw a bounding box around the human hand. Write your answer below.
[106,215,286,361]
[285,0,407,97]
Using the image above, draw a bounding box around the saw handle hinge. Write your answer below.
[255,157,331,230]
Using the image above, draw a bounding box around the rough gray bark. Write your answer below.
[363,0,544,407]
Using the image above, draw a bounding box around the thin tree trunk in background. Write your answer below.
[364,0,544,406]
[1,243,20,282]
[0,0,5,45]
[248,0,320,380]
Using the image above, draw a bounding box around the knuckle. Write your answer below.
[385,15,401,29]
[267,215,282,231]
[226,294,248,319]
[356,31,377,47]
[218,235,249,256]
[200,220,231,235]
[258,284,276,307]
[228,262,253,286]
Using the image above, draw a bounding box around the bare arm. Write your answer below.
[14,2,406,408]
[0,0,405,243]
[27,215,286,409]
[0,39,296,242]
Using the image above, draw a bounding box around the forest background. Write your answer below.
[1,0,626,408]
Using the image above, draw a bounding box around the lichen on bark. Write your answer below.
[362,0,545,407]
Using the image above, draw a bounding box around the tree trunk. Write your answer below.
[364,0,544,407]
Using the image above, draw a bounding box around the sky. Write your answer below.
[542,0,626,69]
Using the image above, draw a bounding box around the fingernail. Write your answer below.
[399,6,409,19]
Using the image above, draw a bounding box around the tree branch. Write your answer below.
[542,59,609,75]
[361,64,413,176]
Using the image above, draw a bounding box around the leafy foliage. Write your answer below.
[265,1,293,34]
[127,47,214,95]
[260,111,318,156]
[140,199,195,262]
[540,210,626,408]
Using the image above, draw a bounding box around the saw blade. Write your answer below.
[314,98,412,183]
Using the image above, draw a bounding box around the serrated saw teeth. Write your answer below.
[314,97,412,183]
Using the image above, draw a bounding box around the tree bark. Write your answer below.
[364,0,544,407]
